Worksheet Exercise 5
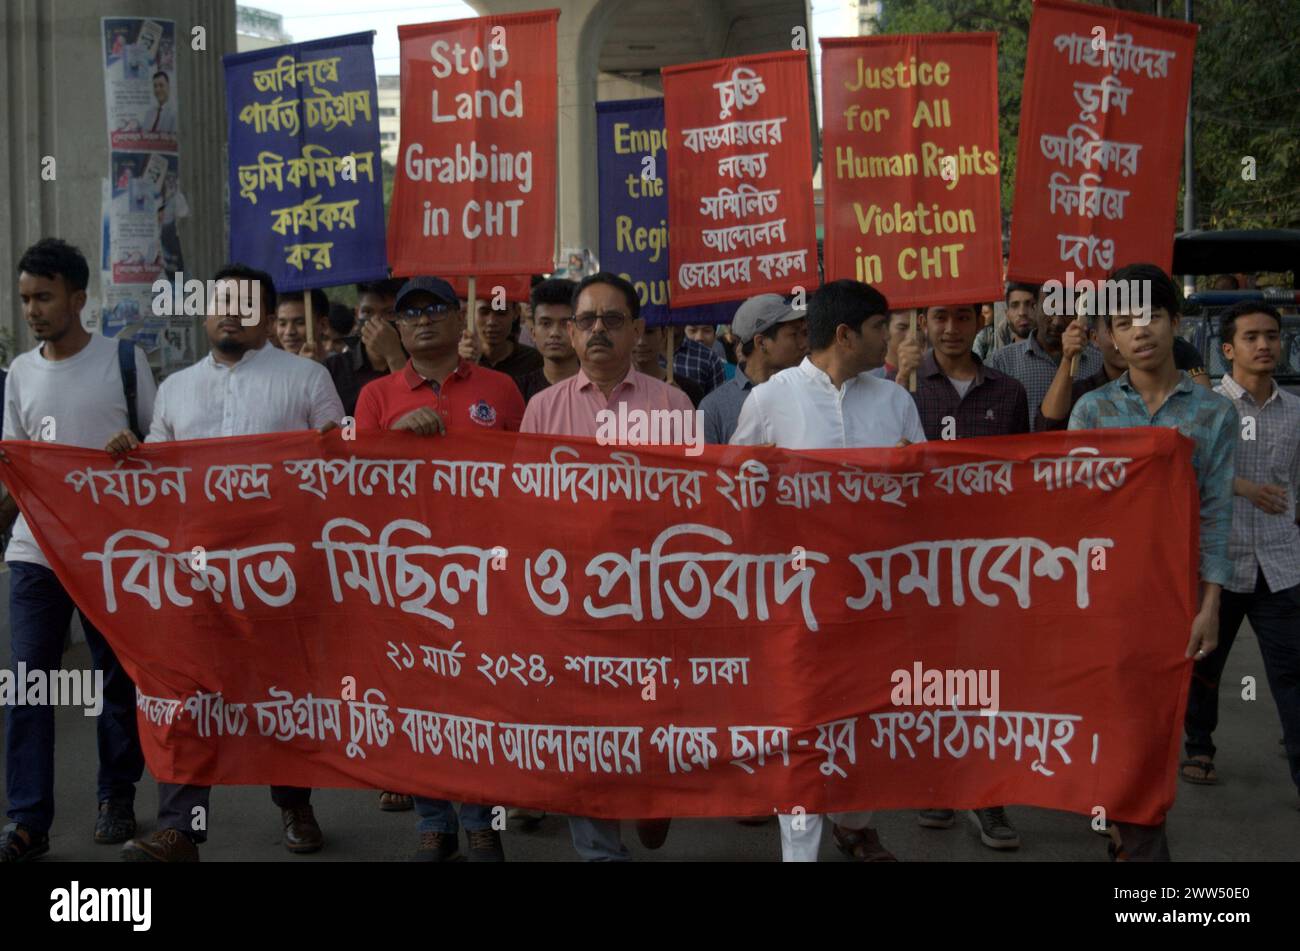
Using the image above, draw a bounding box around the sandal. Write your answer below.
[1180,757,1218,785]
[379,791,413,812]
[1,824,50,863]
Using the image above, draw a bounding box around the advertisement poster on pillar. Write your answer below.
[663,52,819,309]
[821,34,1002,309]
[1008,0,1197,284]
[388,10,559,278]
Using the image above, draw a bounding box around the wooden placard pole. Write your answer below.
[303,289,315,356]
[466,275,478,337]
[665,327,675,384]
[907,310,918,392]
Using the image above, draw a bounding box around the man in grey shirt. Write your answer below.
[700,294,807,444]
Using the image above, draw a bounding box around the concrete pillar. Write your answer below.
[0,0,237,358]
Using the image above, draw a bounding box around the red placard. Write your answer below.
[387,10,559,278]
[663,52,819,308]
[1008,0,1197,284]
[821,34,1003,309]
[0,427,1195,824]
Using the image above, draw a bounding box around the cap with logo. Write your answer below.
[395,276,458,311]
[732,293,801,345]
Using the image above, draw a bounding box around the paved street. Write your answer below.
[3,623,1297,862]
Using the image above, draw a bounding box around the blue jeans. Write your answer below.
[1185,573,1300,791]
[568,816,629,861]
[413,797,494,834]
[5,561,144,835]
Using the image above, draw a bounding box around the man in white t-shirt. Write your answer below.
[1,238,156,863]
[106,263,343,863]
[731,279,925,863]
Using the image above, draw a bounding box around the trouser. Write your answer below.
[568,816,629,862]
[1112,821,1170,861]
[779,810,873,862]
[5,561,144,835]
[157,782,311,844]
[1185,573,1300,791]
[413,798,494,834]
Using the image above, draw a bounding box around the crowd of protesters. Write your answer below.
[2,236,1297,864]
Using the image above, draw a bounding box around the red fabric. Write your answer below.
[663,51,819,308]
[354,359,523,433]
[820,33,1003,309]
[0,427,1196,823]
[1008,0,1197,284]
[387,10,559,278]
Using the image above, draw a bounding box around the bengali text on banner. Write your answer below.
[664,52,819,309]
[821,33,1003,309]
[388,10,559,279]
[596,97,738,325]
[1008,0,1197,284]
[224,32,387,291]
[0,428,1196,823]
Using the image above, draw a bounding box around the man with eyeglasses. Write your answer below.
[353,276,524,861]
[325,278,409,419]
[521,272,694,861]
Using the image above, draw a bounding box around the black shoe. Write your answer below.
[969,807,1021,850]
[414,831,462,862]
[121,828,200,863]
[94,799,136,845]
[466,828,504,862]
[282,805,323,854]
[1,824,49,863]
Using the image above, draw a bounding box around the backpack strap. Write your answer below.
[117,338,143,440]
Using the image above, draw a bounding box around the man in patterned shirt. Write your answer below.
[1182,300,1300,805]
[673,328,726,396]
[989,280,1103,430]
[1069,263,1236,861]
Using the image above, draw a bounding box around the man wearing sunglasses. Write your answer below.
[521,272,694,860]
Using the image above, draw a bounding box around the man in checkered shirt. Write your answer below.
[987,281,1102,430]
[1183,299,1300,806]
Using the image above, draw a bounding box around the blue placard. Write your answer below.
[224,32,386,292]
[596,97,738,326]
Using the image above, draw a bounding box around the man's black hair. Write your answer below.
[18,237,89,293]
[356,278,404,299]
[531,277,576,312]
[1100,262,1180,326]
[214,262,277,315]
[1220,299,1282,344]
[1004,281,1041,305]
[152,71,169,83]
[327,302,356,336]
[807,279,888,351]
[572,271,640,321]
[278,287,330,319]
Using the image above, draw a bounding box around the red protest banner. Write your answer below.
[0,428,1195,824]
[821,34,1003,309]
[663,52,819,308]
[1008,0,1197,284]
[387,10,559,278]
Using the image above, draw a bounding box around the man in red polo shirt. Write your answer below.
[354,276,522,862]
[355,276,524,437]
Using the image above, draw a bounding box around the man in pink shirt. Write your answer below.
[521,275,693,438]
[521,272,691,860]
